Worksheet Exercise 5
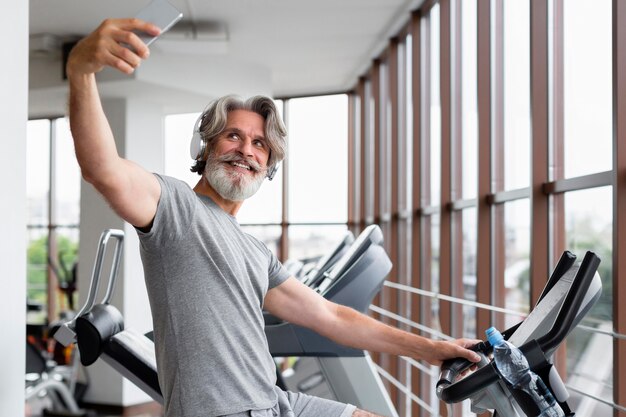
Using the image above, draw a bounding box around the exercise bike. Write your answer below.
[436,251,602,417]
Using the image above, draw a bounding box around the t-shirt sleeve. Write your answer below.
[267,250,290,289]
[136,174,197,250]
[246,234,290,289]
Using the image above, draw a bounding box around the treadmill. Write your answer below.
[266,225,398,417]
[300,230,355,287]
[436,251,603,417]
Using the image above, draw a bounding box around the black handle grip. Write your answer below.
[438,341,488,387]
[437,362,501,403]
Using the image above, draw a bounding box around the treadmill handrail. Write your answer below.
[326,225,383,281]
[305,231,355,288]
[77,229,124,318]
[56,229,124,343]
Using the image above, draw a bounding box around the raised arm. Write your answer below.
[67,19,163,228]
[264,277,481,367]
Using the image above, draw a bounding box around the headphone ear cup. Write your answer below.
[190,131,205,160]
[189,113,206,160]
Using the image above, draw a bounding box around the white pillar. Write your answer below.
[78,97,164,406]
[0,1,28,416]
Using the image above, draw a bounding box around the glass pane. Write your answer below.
[566,328,613,412]
[26,228,48,324]
[240,225,282,257]
[379,62,390,216]
[564,187,612,323]
[504,199,531,328]
[430,212,441,331]
[53,227,80,313]
[430,4,441,206]
[287,225,348,263]
[405,34,414,210]
[461,0,478,199]
[563,0,612,178]
[365,81,375,221]
[503,0,531,190]
[54,118,81,226]
[27,119,51,226]
[462,208,477,339]
[288,95,348,223]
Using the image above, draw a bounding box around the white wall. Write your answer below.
[0,1,28,415]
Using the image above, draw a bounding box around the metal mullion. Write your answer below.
[372,62,382,224]
[492,0,507,332]
[450,198,477,211]
[613,0,626,413]
[410,11,425,417]
[544,171,612,194]
[450,0,465,344]
[551,0,566,267]
[489,187,531,204]
[351,77,367,235]
[47,118,58,322]
[530,0,550,307]
[439,0,454,351]
[421,7,436,415]
[280,100,290,262]
[476,0,494,341]
[397,35,412,417]
[348,93,356,235]
[384,281,528,318]
[359,77,368,233]
[391,40,400,219]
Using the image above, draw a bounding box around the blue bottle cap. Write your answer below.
[486,326,504,346]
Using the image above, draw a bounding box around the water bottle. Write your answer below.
[486,327,564,417]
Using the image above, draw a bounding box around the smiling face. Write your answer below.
[203,110,270,202]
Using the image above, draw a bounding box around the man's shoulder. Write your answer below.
[155,174,196,196]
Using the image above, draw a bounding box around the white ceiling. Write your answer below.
[29,0,422,115]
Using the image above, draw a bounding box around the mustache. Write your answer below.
[209,152,265,174]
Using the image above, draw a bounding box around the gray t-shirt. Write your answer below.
[137,174,290,417]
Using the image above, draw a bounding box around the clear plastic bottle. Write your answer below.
[486,327,564,417]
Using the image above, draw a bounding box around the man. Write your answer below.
[67,18,481,417]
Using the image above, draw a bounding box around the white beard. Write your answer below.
[203,154,266,201]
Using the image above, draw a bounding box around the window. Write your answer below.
[287,95,348,224]
[501,0,531,190]
[26,118,81,324]
[350,0,625,414]
[562,0,612,178]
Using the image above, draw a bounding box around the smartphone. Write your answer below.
[134,0,183,46]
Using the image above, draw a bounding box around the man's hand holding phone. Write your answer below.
[66,19,161,77]
[66,0,182,77]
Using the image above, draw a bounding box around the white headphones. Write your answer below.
[189,113,279,181]
[189,113,206,161]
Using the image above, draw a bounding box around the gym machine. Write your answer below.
[436,251,603,416]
